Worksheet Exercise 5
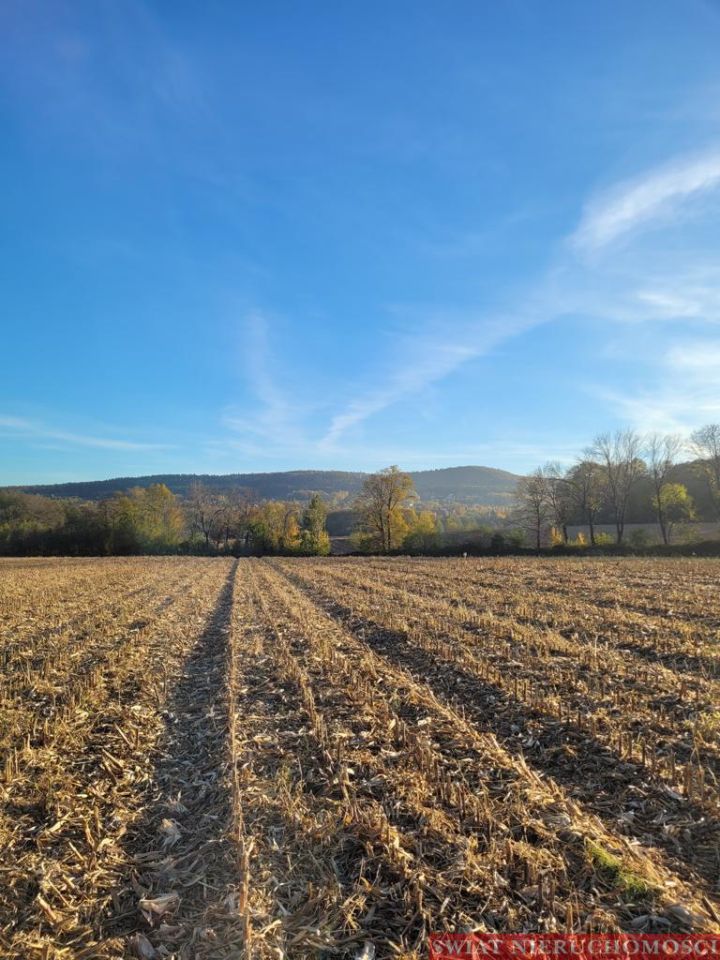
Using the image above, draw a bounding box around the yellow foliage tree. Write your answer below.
[354,466,416,553]
[404,510,439,552]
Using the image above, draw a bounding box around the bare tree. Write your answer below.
[646,433,684,545]
[223,488,255,551]
[515,468,552,552]
[690,424,720,519]
[186,482,227,550]
[589,430,645,544]
[543,462,574,543]
[565,460,605,545]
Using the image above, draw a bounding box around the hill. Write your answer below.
[14,466,520,506]
[410,466,519,503]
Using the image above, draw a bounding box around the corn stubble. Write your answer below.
[0,555,718,959]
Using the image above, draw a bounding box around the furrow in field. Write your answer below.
[0,563,209,776]
[261,559,717,935]
[282,560,720,809]
[273,558,720,901]
[0,558,234,959]
[310,558,716,694]
[358,558,720,674]
[360,557,720,625]
[358,556,720,636]
[226,560,446,957]
[0,558,187,709]
[106,558,242,960]
[0,559,175,650]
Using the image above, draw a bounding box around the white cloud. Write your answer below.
[634,290,702,316]
[571,149,720,252]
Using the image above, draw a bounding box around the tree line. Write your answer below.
[0,484,332,557]
[515,424,720,550]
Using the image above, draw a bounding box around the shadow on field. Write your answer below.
[103,560,238,951]
[341,567,720,683]
[277,567,720,895]
[522,578,720,631]
[609,640,720,683]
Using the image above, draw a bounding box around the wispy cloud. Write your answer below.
[218,306,553,461]
[314,315,526,448]
[666,340,720,371]
[0,414,168,451]
[571,149,720,253]
[320,304,550,447]
[223,311,309,451]
[0,415,34,431]
[319,145,720,447]
[322,338,479,445]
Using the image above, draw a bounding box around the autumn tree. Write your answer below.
[109,484,183,553]
[301,494,331,555]
[228,489,256,552]
[354,466,416,553]
[280,506,302,552]
[691,424,720,519]
[403,510,439,552]
[659,483,696,543]
[0,491,67,553]
[589,430,645,544]
[142,483,184,548]
[0,490,65,532]
[248,501,301,554]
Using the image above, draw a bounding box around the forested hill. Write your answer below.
[15,466,520,506]
[410,466,518,502]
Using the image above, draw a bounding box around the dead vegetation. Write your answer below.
[0,555,718,958]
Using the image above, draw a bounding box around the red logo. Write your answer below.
[429,936,720,960]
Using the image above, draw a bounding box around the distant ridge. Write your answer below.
[13,466,520,506]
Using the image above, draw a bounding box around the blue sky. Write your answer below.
[3,1,720,483]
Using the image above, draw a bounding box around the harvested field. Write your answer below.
[1,556,719,959]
